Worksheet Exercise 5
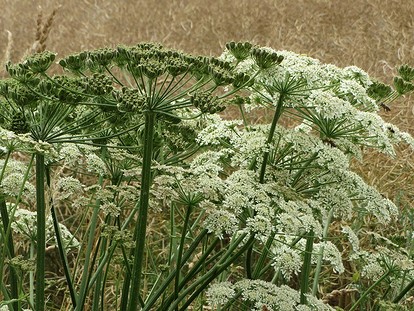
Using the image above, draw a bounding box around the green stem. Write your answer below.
[0,198,19,311]
[142,229,209,311]
[349,270,391,311]
[312,208,334,296]
[0,154,34,311]
[127,111,156,311]
[35,153,46,311]
[246,94,285,279]
[300,230,314,305]
[259,94,285,184]
[92,218,110,311]
[172,235,255,311]
[174,204,193,310]
[252,231,276,279]
[46,166,78,307]
[75,174,104,311]
[393,277,414,304]
[30,242,35,306]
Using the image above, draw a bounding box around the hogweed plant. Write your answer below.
[0,42,413,311]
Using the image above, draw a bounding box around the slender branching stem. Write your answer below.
[46,166,78,307]
[75,173,105,311]
[349,269,392,311]
[312,208,334,296]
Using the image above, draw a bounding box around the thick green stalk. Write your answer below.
[35,153,46,311]
[252,231,276,279]
[127,111,156,311]
[312,208,334,296]
[300,230,314,305]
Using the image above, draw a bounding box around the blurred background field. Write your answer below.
[1,0,413,202]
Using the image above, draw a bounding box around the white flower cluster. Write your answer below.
[55,176,84,200]
[271,243,302,279]
[312,241,345,274]
[207,279,334,311]
[8,205,80,251]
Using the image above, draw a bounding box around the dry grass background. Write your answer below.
[1,0,413,201]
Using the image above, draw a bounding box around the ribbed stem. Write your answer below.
[300,230,314,304]
[35,153,46,311]
[127,111,156,311]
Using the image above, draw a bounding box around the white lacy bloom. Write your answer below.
[272,244,302,279]
[190,150,225,176]
[10,208,79,251]
[277,200,323,237]
[351,250,384,281]
[230,125,269,168]
[1,173,35,198]
[235,279,300,311]
[314,143,350,171]
[303,294,336,311]
[206,281,236,306]
[313,241,345,274]
[308,90,354,120]
[100,201,121,217]
[193,174,225,201]
[11,208,37,240]
[196,116,242,146]
[56,176,84,200]
[316,185,353,220]
[204,210,238,239]
[246,215,273,237]
[85,153,107,175]
[0,158,27,175]
[354,111,396,155]
[59,143,83,165]
[343,65,373,88]
[341,226,360,251]
[338,79,378,111]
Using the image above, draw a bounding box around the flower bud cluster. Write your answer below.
[113,87,147,112]
[190,91,225,114]
[22,51,56,74]
[251,47,284,70]
[59,51,88,73]
[10,111,29,134]
[52,76,85,104]
[208,58,235,86]
[82,73,113,96]
[2,80,38,107]
[366,81,393,102]
[225,41,253,61]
